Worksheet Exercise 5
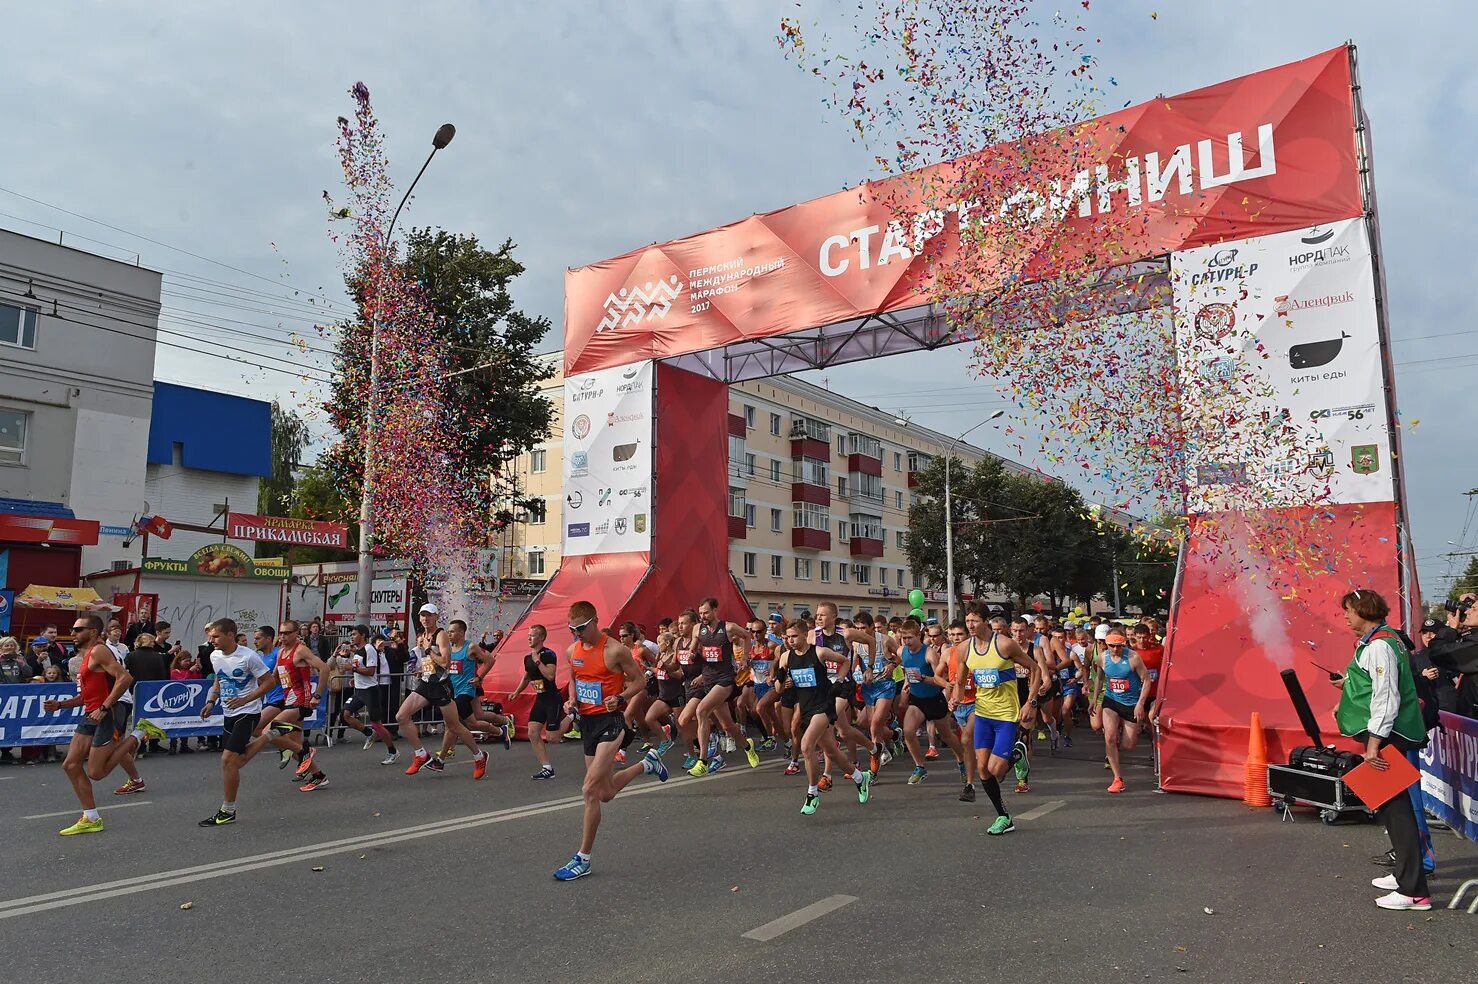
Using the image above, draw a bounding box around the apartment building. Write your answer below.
[497,355,1057,622]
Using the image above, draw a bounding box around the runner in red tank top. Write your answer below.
[42,614,164,836]
[552,601,669,882]
[241,620,332,791]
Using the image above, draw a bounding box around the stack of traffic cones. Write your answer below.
[1244,710,1271,807]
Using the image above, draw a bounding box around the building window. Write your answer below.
[728,487,747,518]
[744,405,755,428]
[528,497,546,525]
[770,459,782,483]
[846,433,882,459]
[837,476,848,498]
[527,549,546,576]
[849,513,883,540]
[838,520,849,543]
[894,451,903,471]
[770,508,783,532]
[770,412,782,436]
[743,552,757,577]
[895,490,904,509]
[836,434,845,456]
[795,557,812,580]
[850,471,883,503]
[878,566,887,586]
[795,457,829,487]
[838,564,849,584]
[0,303,38,350]
[745,453,756,478]
[745,504,757,529]
[820,561,832,582]
[896,569,905,588]
[0,409,27,465]
[912,572,922,589]
[854,565,871,585]
[530,449,547,473]
[770,555,783,577]
[838,606,853,620]
[793,502,829,531]
[896,530,906,549]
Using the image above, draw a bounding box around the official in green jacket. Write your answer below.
[1334,589,1430,911]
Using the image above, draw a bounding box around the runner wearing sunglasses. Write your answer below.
[1095,628,1150,793]
[552,602,668,881]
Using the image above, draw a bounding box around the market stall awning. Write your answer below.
[15,585,119,611]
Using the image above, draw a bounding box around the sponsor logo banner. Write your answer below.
[1419,711,1478,843]
[562,361,654,557]
[226,512,349,549]
[324,576,408,625]
[144,544,290,580]
[1171,217,1392,511]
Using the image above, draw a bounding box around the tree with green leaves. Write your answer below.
[905,454,1012,604]
[1448,555,1478,603]
[256,402,311,558]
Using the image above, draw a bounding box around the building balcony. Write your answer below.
[792,527,830,551]
[907,471,921,489]
[790,482,831,507]
[847,453,882,477]
[728,515,747,539]
[846,432,882,460]
[728,413,747,437]
[791,436,831,461]
[850,536,884,559]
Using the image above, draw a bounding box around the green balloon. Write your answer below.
[910,608,925,619]
[908,589,926,608]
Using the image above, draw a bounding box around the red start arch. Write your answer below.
[484,46,1413,799]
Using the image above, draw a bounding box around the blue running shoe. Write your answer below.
[656,738,675,757]
[554,855,591,881]
[681,754,697,771]
[708,755,726,774]
[643,749,669,782]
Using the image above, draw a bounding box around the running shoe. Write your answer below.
[760,737,777,752]
[197,810,236,828]
[818,773,833,792]
[138,719,167,743]
[783,760,801,776]
[721,735,736,754]
[441,748,458,760]
[959,782,976,803]
[708,755,727,774]
[688,759,710,777]
[59,815,104,836]
[681,754,697,771]
[532,765,556,780]
[1012,743,1029,782]
[502,721,514,751]
[1372,850,1397,868]
[299,773,329,792]
[295,747,317,778]
[744,737,760,768]
[1036,729,1048,741]
[473,751,488,780]
[405,750,432,775]
[1107,777,1126,794]
[1049,731,1059,755]
[279,747,294,770]
[986,815,1015,836]
[1062,734,1074,748]
[801,793,820,815]
[1374,891,1431,911]
[362,730,376,750]
[855,770,872,804]
[891,728,904,757]
[1015,780,1029,793]
[706,738,718,759]
[869,751,882,775]
[908,766,927,786]
[563,728,581,740]
[1372,875,1400,891]
[880,744,895,768]
[925,745,939,761]
[425,756,446,773]
[554,855,591,881]
[381,750,400,766]
[114,777,146,795]
[614,748,627,765]
[642,748,668,782]
[656,737,675,757]
[782,740,793,758]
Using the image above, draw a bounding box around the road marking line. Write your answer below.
[1016,799,1067,821]
[742,895,858,941]
[24,801,154,820]
[0,758,781,918]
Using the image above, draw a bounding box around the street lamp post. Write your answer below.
[355,123,456,625]
[942,410,1004,624]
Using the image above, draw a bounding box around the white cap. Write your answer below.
[1094,624,1111,641]
[1064,621,1077,630]
[419,603,439,615]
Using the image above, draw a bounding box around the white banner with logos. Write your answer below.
[323,576,408,627]
[1171,217,1393,512]
[562,360,654,557]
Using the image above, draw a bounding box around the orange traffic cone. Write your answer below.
[1244,710,1271,807]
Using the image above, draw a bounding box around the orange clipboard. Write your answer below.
[1341,744,1421,810]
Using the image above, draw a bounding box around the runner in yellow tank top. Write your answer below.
[951,604,1038,836]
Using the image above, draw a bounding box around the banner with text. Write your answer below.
[1171,217,1393,512]
[323,575,408,627]
[0,681,324,745]
[1419,711,1478,842]
[562,359,654,558]
[226,512,349,549]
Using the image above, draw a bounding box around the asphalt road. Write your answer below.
[2,733,1474,984]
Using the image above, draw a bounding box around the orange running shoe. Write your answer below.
[473,751,488,780]
[1107,777,1126,794]
[405,750,431,775]
[818,773,834,792]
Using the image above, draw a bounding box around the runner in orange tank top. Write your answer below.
[553,601,670,882]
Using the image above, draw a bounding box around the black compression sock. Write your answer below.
[982,776,1008,818]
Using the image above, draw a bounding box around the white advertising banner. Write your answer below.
[562,360,654,557]
[323,575,408,627]
[1172,217,1393,512]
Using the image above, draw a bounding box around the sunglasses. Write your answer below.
[568,618,595,636]
[1107,642,1127,649]
[71,625,89,633]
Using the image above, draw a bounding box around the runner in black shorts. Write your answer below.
[397,605,486,778]
[198,618,277,827]
[680,597,758,776]
[644,630,683,758]
[509,624,562,779]
[778,621,870,816]
[342,624,398,763]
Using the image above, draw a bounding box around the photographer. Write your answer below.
[1426,594,1478,717]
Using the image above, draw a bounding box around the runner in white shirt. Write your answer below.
[340,624,398,762]
[196,618,275,827]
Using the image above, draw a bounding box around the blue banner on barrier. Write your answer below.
[1419,710,1478,842]
[0,680,326,745]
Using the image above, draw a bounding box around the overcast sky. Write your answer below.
[2,2,1473,596]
